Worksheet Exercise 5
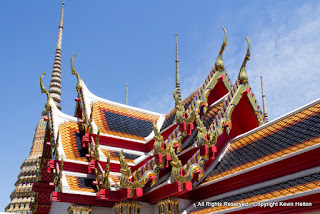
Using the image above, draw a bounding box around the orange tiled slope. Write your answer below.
[92,102,159,141]
[66,175,120,191]
[59,122,89,162]
[100,149,138,164]
[66,175,96,193]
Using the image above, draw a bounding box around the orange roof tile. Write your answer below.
[92,102,159,141]
[59,122,89,162]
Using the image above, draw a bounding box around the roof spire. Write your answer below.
[175,33,181,101]
[125,84,128,105]
[260,76,269,122]
[238,36,250,84]
[48,2,65,110]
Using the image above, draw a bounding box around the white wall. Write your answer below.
[178,198,194,213]
[49,201,72,214]
[92,206,113,214]
[140,202,158,214]
[48,201,159,214]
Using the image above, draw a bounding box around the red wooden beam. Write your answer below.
[93,134,149,152]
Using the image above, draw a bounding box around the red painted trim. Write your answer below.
[97,188,131,201]
[131,156,153,171]
[92,124,179,154]
[182,146,320,200]
[161,124,179,140]
[63,161,89,174]
[179,147,199,165]
[146,182,182,204]
[33,181,54,193]
[93,134,149,152]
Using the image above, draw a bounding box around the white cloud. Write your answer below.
[248,2,320,120]
[138,2,320,121]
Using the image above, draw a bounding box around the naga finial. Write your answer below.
[40,71,52,111]
[86,103,94,133]
[71,54,82,92]
[119,149,132,188]
[152,120,158,134]
[238,36,250,84]
[214,27,227,72]
[153,119,164,154]
[174,88,185,124]
[169,146,182,182]
[104,150,110,188]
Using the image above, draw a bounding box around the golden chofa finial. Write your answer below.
[238,36,250,84]
[214,27,227,72]
[40,71,52,111]
[70,54,82,92]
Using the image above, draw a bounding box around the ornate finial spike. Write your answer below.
[48,2,65,110]
[71,54,77,74]
[70,54,82,92]
[40,71,49,96]
[40,71,52,112]
[260,76,269,122]
[214,27,227,72]
[175,33,181,101]
[238,36,250,84]
[125,84,128,105]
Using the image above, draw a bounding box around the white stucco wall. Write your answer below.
[48,201,159,214]
[49,201,72,214]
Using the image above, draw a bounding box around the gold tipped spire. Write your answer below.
[49,2,65,110]
[260,76,269,122]
[238,36,250,84]
[175,33,181,101]
[214,27,227,72]
[125,84,128,105]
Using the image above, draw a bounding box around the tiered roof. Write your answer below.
[9,9,319,212]
[5,117,46,213]
[186,99,320,213]
[6,3,65,213]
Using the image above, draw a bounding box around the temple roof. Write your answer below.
[80,80,165,142]
[202,98,320,186]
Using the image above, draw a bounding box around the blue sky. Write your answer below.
[1,0,320,211]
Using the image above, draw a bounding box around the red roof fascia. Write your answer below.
[93,134,148,152]
[181,146,320,201]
